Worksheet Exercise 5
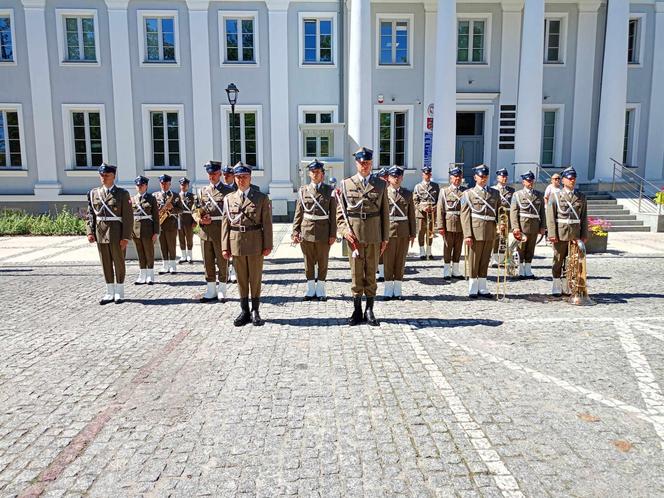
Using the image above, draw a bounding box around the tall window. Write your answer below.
[544,19,562,63]
[151,111,180,167]
[302,111,333,158]
[64,16,96,62]
[0,16,13,62]
[541,111,556,166]
[144,17,176,62]
[378,111,407,167]
[457,19,485,64]
[0,110,21,167]
[72,111,103,167]
[302,18,332,64]
[623,109,635,165]
[225,17,254,63]
[627,18,641,64]
[379,19,409,65]
[229,112,257,167]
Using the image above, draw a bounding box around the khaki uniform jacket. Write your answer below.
[510,188,546,234]
[413,181,440,219]
[292,182,337,242]
[461,185,501,241]
[179,191,197,227]
[387,187,417,239]
[193,182,233,242]
[153,190,183,231]
[435,185,466,232]
[221,187,273,256]
[131,192,160,238]
[336,174,390,244]
[86,185,133,243]
[546,189,588,241]
[491,184,515,210]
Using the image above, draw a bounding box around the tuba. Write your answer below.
[158,194,174,225]
[565,240,593,305]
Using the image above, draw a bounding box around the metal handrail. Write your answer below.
[610,157,662,214]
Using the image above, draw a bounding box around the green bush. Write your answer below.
[0,207,87,235]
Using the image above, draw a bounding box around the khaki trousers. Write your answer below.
[98,242,126,284]
[159,227,178,260]
[383,236,409,281]
[349,242,380,297]
[552,241,569,278]
[517,234,539,264]
[469,238,494,278]
[178,223,194,250]
[233,254,264,299]
[133,235,155,269]
[417,214,434,247]
[301,240,331,281]
[443,231,464,263]
[203,238,227,283]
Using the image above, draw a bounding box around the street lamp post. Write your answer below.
[225,83,240,165]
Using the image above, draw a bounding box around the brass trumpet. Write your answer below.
[566,240,593,306]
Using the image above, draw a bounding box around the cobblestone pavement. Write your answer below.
[1,230,663,497]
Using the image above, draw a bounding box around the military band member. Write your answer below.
[154,174,183,274]
[546,167,588,297]
[221,165,238,190]
[177,177,197,264]
[291,159,337,301]
[461,164,501,298]
[86,163,133,304]
[337,147,390,326]
[413,166,439,260]
[510,170,546,279]
[222,163,273,326]
[383,166,416,300]
[375,167,389,281]
[436,166,466,280]
[194,161,233,303]
[131,176,159,285]
[490,168,515,266]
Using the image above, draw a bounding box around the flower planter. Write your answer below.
[585,234,608,254]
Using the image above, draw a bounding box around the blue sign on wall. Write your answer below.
[423,132,433,168]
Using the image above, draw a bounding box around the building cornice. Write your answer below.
[21,0,46,9]
[578,1,602,13]
[186,0,210,12]
[265,0,290,12]
[104,0,130,10]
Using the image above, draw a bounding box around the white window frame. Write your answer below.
[298,12,337,68]
[55,9,101,66]
[456,14,492,67]
[628,14,646,67]
[375,13,414,69]
[141,104,186,170]
[541,104,565,168]
[543,14,568,66]
[137,10,180,67]
[0,104,27,171]
[0,9,16,66]
[61,104,107,170]
[298,104,338,160]
[220,104,264,173]
[373,104,414,170]
[218,10,260,67]
[623,103,641,166]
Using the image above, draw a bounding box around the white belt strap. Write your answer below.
[467,189,497,216]
[93,188,116,219]
[557,218,580,225]
[446,210,460,216]
[390,216,408,222]
[442,188,462,209]
[519,213,540,219]
[207,189,224,216]
[97,216,122,222]
[299,187,329,216]
[389,193,407,218]
[303,213,329,221]
[472,214,496,221]
[134,215,151,221]
[209,216,224,221]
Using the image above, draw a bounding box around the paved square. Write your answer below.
[1,229,663,497]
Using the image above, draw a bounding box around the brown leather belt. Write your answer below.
[230,225,263,232]
[348,212,379,219]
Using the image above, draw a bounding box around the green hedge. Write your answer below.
[0,207,87,235]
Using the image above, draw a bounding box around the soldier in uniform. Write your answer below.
[383,166,416,300]
[510,170,546,279]
[291,159,337,301]
[546,166,588,296]
[490,168,515,266]
[177,177,197,264]
[154,174,183,274]
[461,164,502,298]
[86,163,133,304]
[194,161,233,303]
[436,166,466,280]
[222,162,273,326]
[375,167,389,281]
[413,166,439,260]
[221,165,237,190]
[131,176,159,286]
[336,147,390,326]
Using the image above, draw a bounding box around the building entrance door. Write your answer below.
[455,112,484,185]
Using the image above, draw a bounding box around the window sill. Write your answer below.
[544,61,566,67]
[140,61,181,68]
[0,168,28,177]
[377,63,412,69]
[628,63,643,68]
[0,60,17,66]
[65,169,99,177]
[456,62,489,67]
[60,60,101,67]
[299,61,337,69]
[222,61,259,67]
[145,169,185,178]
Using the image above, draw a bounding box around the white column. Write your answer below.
[571,2,601,182]
[347,0,372,151]
[431,0,456,182]
[594,0,630,180]
[497,2,522,176]
[186,0,213,186]
[513,0,545,178]
[266,0,294,214]
[106,0,137,186]
[22,0,61,197]
[645,3,664,181]
[422,3,436,134]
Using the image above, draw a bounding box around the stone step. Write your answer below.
[606,225,651,232]
[588,209,630,216]
[589,213,638,221]
[586,195,615,200]
[603,219,645,227]
[587,199,618,204]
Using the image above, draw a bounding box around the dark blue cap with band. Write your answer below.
[179,177,190,185]
[422,166,432,173]
[473,164,490,177]
[158,174,172,183]
[233,161,252,175]
[98,162,117,175]
[561,166,577,179]
[307,159,325,171]
[134,175,149,186]
[353,147,373,161]
[222,164,234,174]
[449,166,463,177]
[495,168,509,177]
[520,170,535,181]
[204,161,222,173]
[388,166,404,177]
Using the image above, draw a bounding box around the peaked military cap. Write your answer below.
[134,175,149,186]
[388,166,404,177]
[307,159,325,171]
[353,147,373,161]
[233,161,252,175]
[204,161,222,173]
[98,162,117,175]
[495,168,509,177]
[520,170,536,181]
[561,166,577,179]
[179,177,190,185]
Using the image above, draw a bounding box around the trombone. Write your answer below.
[495,207,510,300]
[566,240,593,306]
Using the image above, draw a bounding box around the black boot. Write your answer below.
[364,297,379,326]
[234,298,251,327]
[348,296,363,326]
[251,298,264,326]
